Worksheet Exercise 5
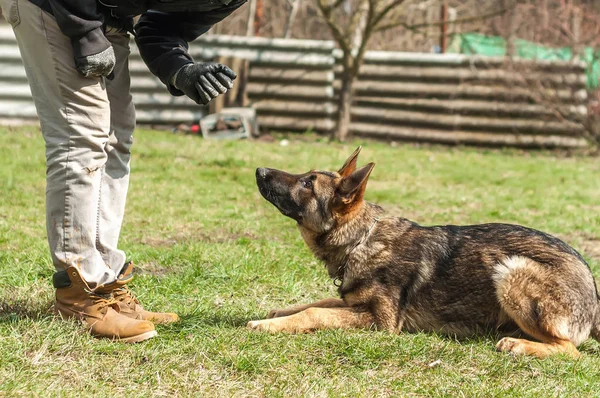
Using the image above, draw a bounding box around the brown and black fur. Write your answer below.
[247,147,600,358]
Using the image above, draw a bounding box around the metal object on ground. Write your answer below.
[199,107,258,140]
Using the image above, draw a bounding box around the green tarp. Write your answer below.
[447,33,600,89]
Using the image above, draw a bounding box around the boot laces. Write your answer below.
[113,286,140,306]
[85,289,119,311]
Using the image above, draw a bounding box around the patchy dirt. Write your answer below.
[580,240,600,261]
[0,288,54,320]
[574,238,600,261]
[141,236,181,247]
[558,232,600,261]
[134,261,174,276]
[141,228,258,248]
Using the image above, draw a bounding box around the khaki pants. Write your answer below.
[1,0,136,287]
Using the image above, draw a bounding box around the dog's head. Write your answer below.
[256,147,375,233]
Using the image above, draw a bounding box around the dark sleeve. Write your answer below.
[134,11,211,96]
[47,0,110,59]
[135,1,246,96]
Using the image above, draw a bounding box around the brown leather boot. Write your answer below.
[113,286,180,324]
[96,262,179,325]
[54,266,157,343]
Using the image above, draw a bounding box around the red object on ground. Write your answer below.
[191,124,200,134]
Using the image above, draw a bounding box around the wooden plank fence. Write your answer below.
[0,25,589,148]
[341,51,588,148]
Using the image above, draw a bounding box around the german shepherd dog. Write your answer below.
[247,147,600,358]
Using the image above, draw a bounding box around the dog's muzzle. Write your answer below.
[256,167,275,200]
[256,167,269,180]
[255,167,303,221]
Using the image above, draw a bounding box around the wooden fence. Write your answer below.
[0,27,337,130]
[0,25,589,148]
[341,51,589,148]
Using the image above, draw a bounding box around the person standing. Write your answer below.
[0,0,246,342]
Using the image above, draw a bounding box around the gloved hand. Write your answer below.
[172,62,237,105]
[75,46,116,78]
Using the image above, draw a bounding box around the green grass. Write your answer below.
[2,125,600,397]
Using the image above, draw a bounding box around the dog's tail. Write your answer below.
[591,284,600,341]
[592,304,600,342]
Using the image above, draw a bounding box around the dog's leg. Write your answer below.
[247,307,374,333]
[494,256,582,358]
[496,337,579,359]
[496,305,580,358]
[371,296,403,333]
[267,298,346,318]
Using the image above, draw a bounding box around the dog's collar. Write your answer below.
[334,217,380,287]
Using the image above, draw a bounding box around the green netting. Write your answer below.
[447,33,600,89]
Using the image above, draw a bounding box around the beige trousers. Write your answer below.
[1,0,136,287]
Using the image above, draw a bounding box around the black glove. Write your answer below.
[172,62,237,105]
[70,27,116,79]
[75,46,116,78]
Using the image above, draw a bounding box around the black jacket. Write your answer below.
[29,0,246,95]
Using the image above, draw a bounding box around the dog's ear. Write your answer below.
[338,146,362,177]
[335,162,375,206]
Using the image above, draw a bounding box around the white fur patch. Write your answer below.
[492,255,531,287]
[554,319,570,340]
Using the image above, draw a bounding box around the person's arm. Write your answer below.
[47,0,115,77]
[134,10,211,96]
[135,2,245,103]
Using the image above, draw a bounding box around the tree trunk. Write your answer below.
[334,67,354,142]
[571,6,581,59]
[246,0,257,36]
[504,0,517,59]
[284,0,300,39]
[352,0,368,51]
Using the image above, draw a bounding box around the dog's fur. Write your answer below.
[247,147,600,358]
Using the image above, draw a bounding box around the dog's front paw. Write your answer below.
[247,319,279,333]
[496,337,526,355]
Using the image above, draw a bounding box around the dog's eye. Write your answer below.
[302,180,313,189]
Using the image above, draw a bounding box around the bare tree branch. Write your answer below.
[370,0,407,30]
[321,0,346,13]
[374,6,510,33]
[313,0,410,141]
[349,0,368,48]
[246,0,257,36]
[353,0,377,75]
[315,0,351,52]
[283,0,301,38]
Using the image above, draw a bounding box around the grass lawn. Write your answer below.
[1,125,600,397]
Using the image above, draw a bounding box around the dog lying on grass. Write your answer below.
[247,147,600,358]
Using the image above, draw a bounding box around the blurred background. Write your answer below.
[0,0,598,149]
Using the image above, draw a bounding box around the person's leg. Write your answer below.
[7,0,117,287]
[99,27,178,324]
[2,0,155,341]
[96,26,135,271]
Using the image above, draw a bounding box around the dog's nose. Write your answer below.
[256,168,268,180]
